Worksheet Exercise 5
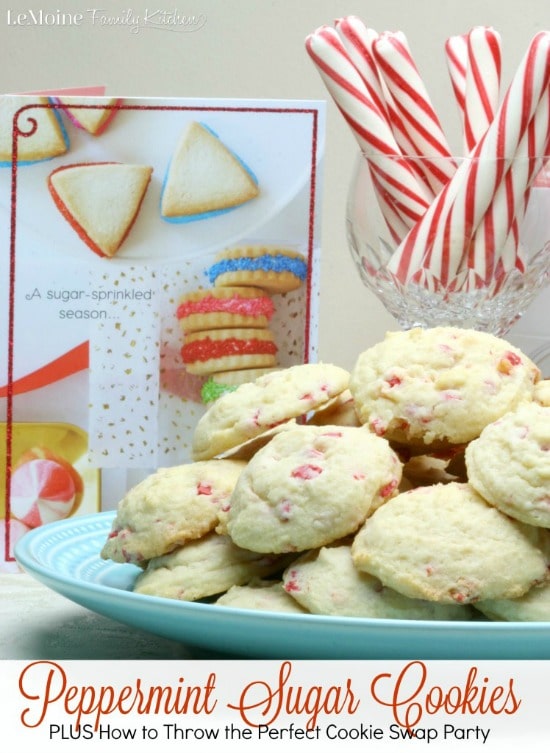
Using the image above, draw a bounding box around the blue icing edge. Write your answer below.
[159,120,258,222]
[0,105,69,168]
[206,254,308,285]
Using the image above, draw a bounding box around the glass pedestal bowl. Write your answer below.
[346,153,550,336]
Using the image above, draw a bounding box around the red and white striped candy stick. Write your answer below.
[335,16,430,190]
[388,30,550,286]
[372,31,456,194]
[305,25,432,235]
[463,26,502,153]
[468,84,550,282]
[445,33,468,120]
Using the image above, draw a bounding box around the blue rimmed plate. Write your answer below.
[14,512,550,659]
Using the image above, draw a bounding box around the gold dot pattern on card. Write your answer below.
[88,266,161,467]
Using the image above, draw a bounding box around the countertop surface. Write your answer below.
[0,573,224,660]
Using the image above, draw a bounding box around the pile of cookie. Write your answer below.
[101,326,550,622]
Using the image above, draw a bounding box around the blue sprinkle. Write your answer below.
[207,254,307,285]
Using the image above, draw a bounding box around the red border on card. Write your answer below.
[3,100,321,562]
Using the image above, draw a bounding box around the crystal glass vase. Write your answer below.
[346,153,550,336]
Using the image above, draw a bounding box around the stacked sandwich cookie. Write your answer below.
[177,244,309,402]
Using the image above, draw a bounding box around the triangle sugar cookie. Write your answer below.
[0,95,68,165]
[161,121,259,220]
[48,162,153,258]
[52,96,122,135]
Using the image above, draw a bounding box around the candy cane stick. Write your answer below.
[335,16,431,190]
[372,31,456,193]
[468,84,550,282]
[305,25,432,232]
[445,33,468,119]
[388,30,550,286]
[463,26,502,153]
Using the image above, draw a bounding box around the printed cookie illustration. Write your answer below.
[0,95,69,166]
[181,327,278,376]
[50,95,123,135]
[207,245,308,293]
[48,161,153,258]
[160,121,259,221]
[177,286,275,333]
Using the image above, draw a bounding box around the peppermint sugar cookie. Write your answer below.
[191,362,350,460]
[133,532,292,601]
[216,579,308,613]
[227,424,402,553]
[351,482,548,605]
[282,545,472,619]
[465,402,550,528]
[349,327,540,448]
[476,580,550,622]
[101,459,245,564]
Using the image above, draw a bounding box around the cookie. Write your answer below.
[1,95,68,165]
[216,579,308,613]
[207,245,307,293]
[351,482,548,605]
[100,459,245,565]
[192,362,350,461]
[226,424,402,553]
[176,286,275,333]
[534,379,550,407]
[181,327,278,375]
[349,327,539,448]
[51,96,122,135]
[283,545,473,619]
[200,368,280,404]
[160,121,259,220]
[133,532,292,601]
[476,581,550,621]
[48,162,153,258]
[465,402,550,528]
[306,389,361,427]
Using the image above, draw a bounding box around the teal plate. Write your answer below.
[14,512,550,659]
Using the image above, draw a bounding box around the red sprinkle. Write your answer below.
[498,351,522,374]
[379,479,398,498]
[291,464,323,480]
[385,375,402,388]
[197,482,212,495]
[370,418,386,436]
